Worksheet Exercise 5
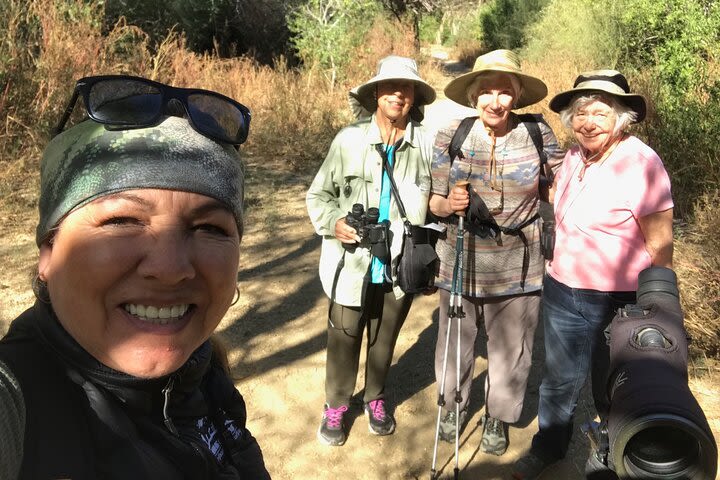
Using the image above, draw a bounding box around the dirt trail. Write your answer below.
[218,55,719,479]
[1,54,718,480]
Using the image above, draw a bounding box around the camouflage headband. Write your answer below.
[36,116,244,246]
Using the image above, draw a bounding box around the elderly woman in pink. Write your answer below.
[513,70,674,480]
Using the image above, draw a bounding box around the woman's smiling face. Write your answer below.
[39,189,241,378]
[471,72,517,134]
[376,80,415,123]
[572,97,618,154]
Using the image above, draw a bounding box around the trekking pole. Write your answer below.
[431,181,468,480]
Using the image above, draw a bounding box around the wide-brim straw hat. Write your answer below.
[350,55,436,121]
[549,69,647,122]
[444,49,547,109]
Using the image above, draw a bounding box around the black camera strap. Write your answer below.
[374,142,412,235]
[328,250,374,338]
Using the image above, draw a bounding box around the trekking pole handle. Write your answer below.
[453,181,469,217]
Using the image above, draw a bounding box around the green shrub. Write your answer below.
[614,0,720,216]
[645,91,720,217]
[417,11,442,44]
[479,0,548,51]
[523,0,720,216]
[616,0,719,99]
[523,0,621,67]
[287,0,380,87]
[105,0,297,61]
[444,8,483,47]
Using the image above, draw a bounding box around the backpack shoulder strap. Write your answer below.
[517,113,547,166]
[517,113,554,206]
[448,116,477,167]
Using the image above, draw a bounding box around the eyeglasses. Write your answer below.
[52,75,251,145]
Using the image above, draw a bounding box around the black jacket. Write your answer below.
[0,302,270,479]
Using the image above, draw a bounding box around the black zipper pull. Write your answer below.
[162,374,179,436]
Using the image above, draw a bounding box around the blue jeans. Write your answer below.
[531,274,635,461]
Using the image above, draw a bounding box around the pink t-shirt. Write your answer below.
[547,135,673,291]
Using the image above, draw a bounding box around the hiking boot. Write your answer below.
[511,452,554,480]
[480,415,508,456]
[438,408,468,443]
[364,399,396,436]
[317,404,349,446]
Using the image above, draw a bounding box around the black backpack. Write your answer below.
[448,113,553,202]
[446,114,555,288]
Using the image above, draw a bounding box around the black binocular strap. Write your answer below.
[374,142,412,234]
[448,116,477,162]
[328,250,374,338]
[328,251,346,325]
[499,213,539,290]
[467,208,538,290]
[445,114,551,289]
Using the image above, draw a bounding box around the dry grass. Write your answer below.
[451,39,485,69]
[674,191,720,357]
[519,52,594,148]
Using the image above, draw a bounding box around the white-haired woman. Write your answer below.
[513,70,674,480]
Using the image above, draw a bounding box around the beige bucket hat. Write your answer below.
[549,69,646,122]
[349,55,436,121]
[444,49,547,109]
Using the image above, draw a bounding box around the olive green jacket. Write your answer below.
[306,114,433,306]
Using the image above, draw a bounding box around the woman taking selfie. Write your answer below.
[0,75,270,479]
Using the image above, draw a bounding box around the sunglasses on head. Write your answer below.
[52,75,251,145]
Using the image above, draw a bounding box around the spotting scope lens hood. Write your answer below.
[637,266,679,304]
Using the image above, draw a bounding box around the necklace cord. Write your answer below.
[577,133,624,181]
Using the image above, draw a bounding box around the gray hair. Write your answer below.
[466,72,523,108]
[559,93,638,138]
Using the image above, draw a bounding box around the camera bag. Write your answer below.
[375,144,439,294]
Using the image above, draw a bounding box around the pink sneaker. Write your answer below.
[318,404,348,446]
[364,399,395,435]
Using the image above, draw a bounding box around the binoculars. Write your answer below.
[586,267,717,479]
[344,203,390,259]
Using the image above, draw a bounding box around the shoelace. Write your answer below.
[486,417,503,435]
[325,405,348,428]
[445,411,457,424]
[368,399,386,420]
